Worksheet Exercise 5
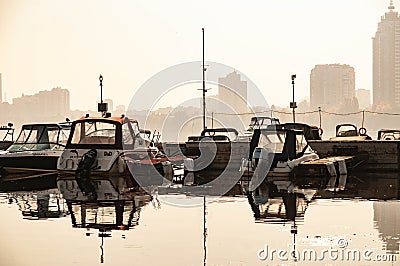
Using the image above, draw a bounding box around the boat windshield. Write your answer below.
[258,131,308,154]
[0,127,13,141]
[8,125,70,152]
[122,121,141,146]
[379,131,400,140]
[258,132,284,152]
[71,121,117,145]
[337,125,358,137]
[296,134,308,152]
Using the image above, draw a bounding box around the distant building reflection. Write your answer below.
[373,201,400,254]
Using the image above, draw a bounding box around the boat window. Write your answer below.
[337,125,358,137]
[258,132,283,152]
[8,125,68,151]
[71,121,116,145]
[122,121,140,145]
[58,128,71,147]
[380,131,400,140]
[295,134,307,152]
[0,127,13,141]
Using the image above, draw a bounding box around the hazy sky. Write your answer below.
[0,0,394,110]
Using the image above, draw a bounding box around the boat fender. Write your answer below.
[359,127,367,136]
[326,162,337,177]
[75,149,98,200]
[337,159,347,175]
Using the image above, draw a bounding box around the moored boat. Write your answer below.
[242,123,319,189]
[0,122,71,172]
[57,115,173,201]
[308,124,400,172]
[184,127,250,185]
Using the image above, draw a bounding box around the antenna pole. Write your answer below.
[202,28,206,132]
[290,75,297,123]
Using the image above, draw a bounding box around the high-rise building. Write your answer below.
[217,71,249,126]
[373,1,400,109]
[310,64,355,110]
[217,71,248,114]
[0,73,3,103]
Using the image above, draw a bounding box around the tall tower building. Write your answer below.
[310,64,355,110]
[217,71,249,127]
[0,73,3,103]
[217,71,248,114]
[373,1,400,109]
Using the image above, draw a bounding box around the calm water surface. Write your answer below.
[0,175,399,266]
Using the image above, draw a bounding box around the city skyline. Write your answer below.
[0,0,393,111]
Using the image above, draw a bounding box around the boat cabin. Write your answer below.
[187,128,239,142]
[249,125,312,168]
[7,123,71,152]
[378,129,400,140]
[273,123,321,140]
[248,116,280,130]
[329,124,371,141]
[66,116,146,150]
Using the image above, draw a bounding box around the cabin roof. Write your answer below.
[21,123,71,129]
[76,116,137,124]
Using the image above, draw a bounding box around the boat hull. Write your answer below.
[184,140,249,184]
[0,153,60,170]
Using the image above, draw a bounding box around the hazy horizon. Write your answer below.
[0,0,394,110]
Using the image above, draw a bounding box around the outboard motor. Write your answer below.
[75,149,98,200]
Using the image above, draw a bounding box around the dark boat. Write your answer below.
[184,127,250,184]
[242,123,319,185]
[0,123,71,171]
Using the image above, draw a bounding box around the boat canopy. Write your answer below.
[7,123,71,152]
[67,117,141,149]
[249,127,310,162]
[248,117,280,130]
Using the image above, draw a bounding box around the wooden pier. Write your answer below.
[308,140,400,172]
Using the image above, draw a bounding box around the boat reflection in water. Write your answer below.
[7,188,67,219]
[66,192,152,263]
[248,172,400,257]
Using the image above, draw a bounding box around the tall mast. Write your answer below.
[202,28,206,131]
